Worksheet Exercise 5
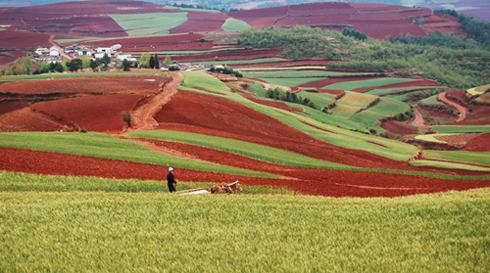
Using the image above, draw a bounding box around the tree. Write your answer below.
[139,53,150,68]
[102,53,111,65]
[89,59,98,71]
[67,58,83,72]
[54,62,64,73]
[149,55,155,69]
[164,55,171,64]
[122,59,131,71]
[154,54,160,69]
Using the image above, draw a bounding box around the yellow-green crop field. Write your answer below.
[1,170,489,272]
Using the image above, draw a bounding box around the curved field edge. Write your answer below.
[0,189,489,272]
[0,171,293,195]
[410,160,490,172]
[0,132,278,178]
[179,71,418,161]
[124,130,349,169]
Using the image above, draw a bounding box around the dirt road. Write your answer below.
[438,91,467,122]
[411,107,430,130]
[126,72,182,132]
[49,35,72,60]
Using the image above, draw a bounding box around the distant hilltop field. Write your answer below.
[0,0,474,66]
[0,0,488,22]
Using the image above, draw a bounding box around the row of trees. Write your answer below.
[139,53,169,69]
[266,88,319,110]
[209,65,243,77]
[240,24,490,89]
[1,55,33,76]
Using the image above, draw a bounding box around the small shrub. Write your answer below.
[369,128,377,135]
[80,128,88,133]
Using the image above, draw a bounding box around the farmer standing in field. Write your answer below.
[167,167,177,193]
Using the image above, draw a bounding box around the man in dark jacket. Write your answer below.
[167,167,177,192]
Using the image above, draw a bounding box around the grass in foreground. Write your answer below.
[0,171,293,195]
[181,71,231,94]
[0,132,277,178]
[0,188,488,272]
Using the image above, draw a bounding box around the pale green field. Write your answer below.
[419,94,444,105]
[108,13,188,36]
[180,71,231,94]
[0,132,275,178]
[222,18,251,32]
[296,91,335,108]
[330,104,360,119]
[432,124,490,134]
[366,86,437,96]
[338,91,378,108]
[349,98,410,131]
[1,187,489,272]
[244,71,360,78]
[415,133,458,143]
[257,77,322,87]
[323,78,417,90]
[196,58,286,65]
[239,66,327,71]
[163,6,219,12]
[423,150,490,167]
[467,84,490,96]
[410,160,490,171]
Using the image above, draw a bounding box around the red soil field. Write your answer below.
[317,89,344,95]
[297,77,379,89]
[461,7,490,22]
[455,0,489,7]
[447,104,490,125]
[1,145,489,198]
[0,76,167,95]
[230,6,289,28]
[351,78,440,93]
[434,134,480,146]
[381,120,418,136]
[169,12,229,34]
[463,133,490,152]
[446,90,469,104]
[169,48,282,62]
[153,90,455,172]
[0,107,65,132]
[229,60,335,69]
[0,101,30,116]
[33,94,146,132]
[0,29,52,49]
[275,15,351,26]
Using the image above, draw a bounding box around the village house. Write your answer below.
[49,46,60,57]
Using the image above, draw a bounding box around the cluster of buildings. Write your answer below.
[34,44,136,63]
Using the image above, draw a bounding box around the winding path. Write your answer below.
[438,91,467,122]
[49,35,72,60]
[411,107,430,130]
[125,72,182,132]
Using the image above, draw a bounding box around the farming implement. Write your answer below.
[177,181,242,195]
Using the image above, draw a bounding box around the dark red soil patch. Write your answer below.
[352,78,440,93]
[170,48,283,63]
[381,120,418,136]
[447,104,490,125]
[464,133,490,152]
[0,101,30,115]
[317,89,344,95]
[169,12,229,34]
[446,90,469,104]
[434,134,480,146]
[32,94,146,132]
[0,76,168,95]
[299,121,338,134]
[0,107,65,132]
[229,60,335,69]
[297,77,379,89]
[366,141,389,149]
[1,145,489,198]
